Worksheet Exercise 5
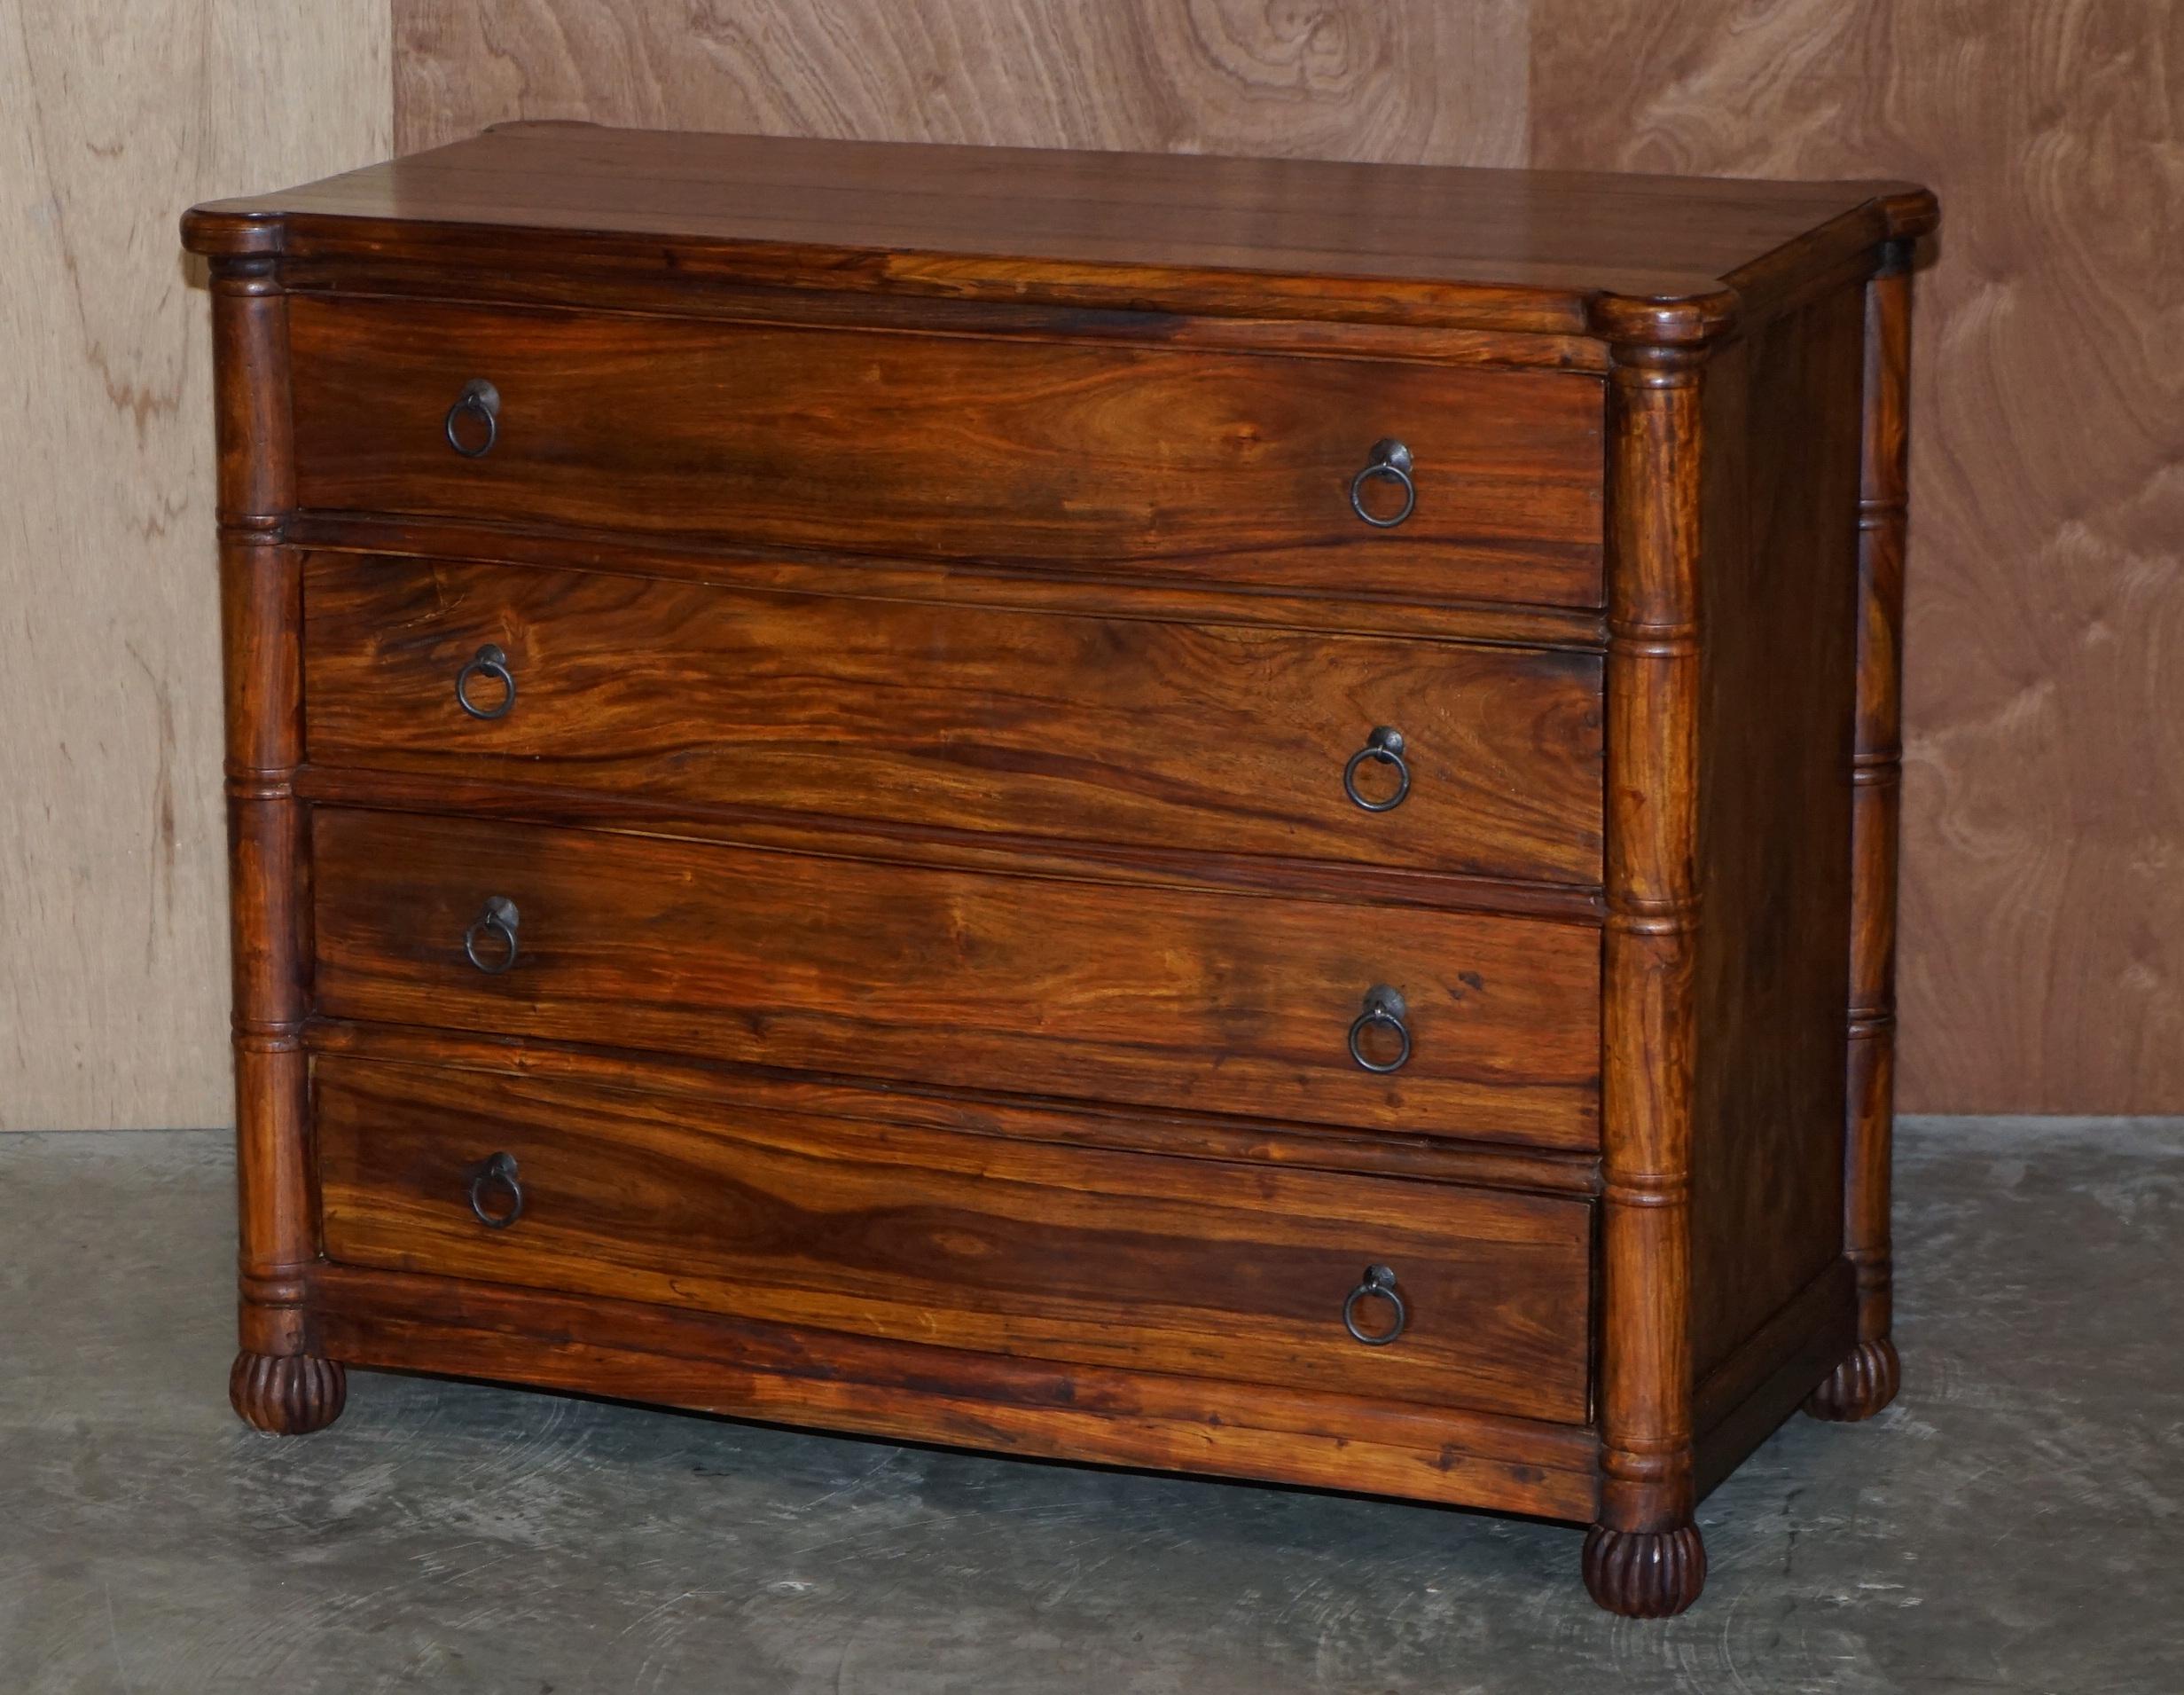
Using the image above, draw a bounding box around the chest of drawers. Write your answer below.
[185,124,1933,1620]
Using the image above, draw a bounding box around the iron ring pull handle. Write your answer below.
[463,896,521,975]
[1347,985,1412,1074]
[444,378,501,458]
[1348,437,1415,528]
[468,1151,524,1229]
[1342,1264,1407,1346]
[454,643,516,720]
[1342,726,1410,812]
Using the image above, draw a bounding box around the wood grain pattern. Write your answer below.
[1529,0,2184,1111]
[390,1,1532,171]
[202,120,1915,327]
[311,1262,1605,1521]
[301,554,1606,886]
[307,1016,1602,1197]
[284,295,1606,606]
[0,3,388,1130]
[309,808,1604,1149]
[1592,334,1708,1615]
[314,1054,1595,1422]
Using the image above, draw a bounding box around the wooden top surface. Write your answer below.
[185,122,1935,336]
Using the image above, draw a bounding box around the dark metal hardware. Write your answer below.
[1347,985,1412,1074]
[454,643,516,719]
[1348,437,1416,528]
[1342,1264,1407,1346]
[444,378,501,458]
[1342,726,1411,812]
[462,896,521,975]
[467,1151,524,1228]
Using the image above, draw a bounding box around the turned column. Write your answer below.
[1808,236,1917,1423]
[202,221,346,1434]
[1584,303,1719,1620]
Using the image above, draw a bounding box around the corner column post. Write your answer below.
[1809,235,1917,1422]
[202,220,346,1435]
[1583,296,1728,1619]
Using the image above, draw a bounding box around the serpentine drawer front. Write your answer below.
[189,123,1934,1620]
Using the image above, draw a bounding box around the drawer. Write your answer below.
[310,809,1601,1150]
[313,1055,1595,1423]
[301,555,1605,887]
[286,297,1606,608]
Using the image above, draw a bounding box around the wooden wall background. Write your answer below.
[0,5,390,1131]
[5,2,2176,1123]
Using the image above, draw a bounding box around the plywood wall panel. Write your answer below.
[391,1,1530,165]
[0,5,391,1130]
[1528,0,2184,1111]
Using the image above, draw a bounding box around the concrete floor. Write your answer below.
[2,1119,2179,1693]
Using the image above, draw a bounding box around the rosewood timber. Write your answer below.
[308,807,1604,1150]
[185,129,1933,1621]
[301,553,1606,888]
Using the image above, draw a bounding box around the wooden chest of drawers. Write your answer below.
[184,124,1934,1619]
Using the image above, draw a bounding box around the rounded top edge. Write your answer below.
[1585,287,1742,354]
[181,205,286,257]
[1875,185,1940,241]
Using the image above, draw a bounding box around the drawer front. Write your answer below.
[314,1055,1595,1423]
[286,297,1606,608]
[311,810,1601,1150]
[302,555,1605,887]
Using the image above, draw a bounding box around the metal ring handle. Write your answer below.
[1347,985,1412,1074]
[453,643,516,720]
[1348,438,1416,528]
[444,379,501,459]
[1342,1264,1407,1346]
[467,1151,524,1229]
[462,896,521,975]
[1342,726,1411,812]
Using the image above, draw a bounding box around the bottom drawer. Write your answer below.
[313,1055,1595,1424]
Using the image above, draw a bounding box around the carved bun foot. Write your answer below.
[1582,1522,1707,1618]
[1804,1337,1900,1422]
[230,1350,348,1434]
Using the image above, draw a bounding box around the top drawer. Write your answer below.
[286,298,1606,608]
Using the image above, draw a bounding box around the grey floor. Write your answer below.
[3,1119,2179,1693]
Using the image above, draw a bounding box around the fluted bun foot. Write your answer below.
[230,1350,348,1434]
[1804,1337,1901,1423]
[1582,1522,1707,1618]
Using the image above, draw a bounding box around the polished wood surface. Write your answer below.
[1588,330,1707,1618]
[193,120,1925,330]
[314,1261,1604,1522]
[315,1054,1594,1422]
[286,296,1604,606]
[189,129,1932,1620]
[209,252,318,1378]
[301,554,1605,886]
[309,808,1603,1150]
[1687,286,1863,1385]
